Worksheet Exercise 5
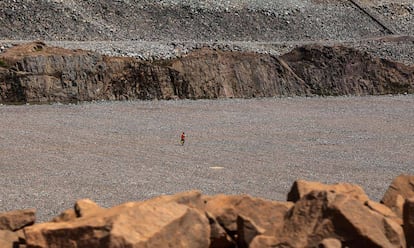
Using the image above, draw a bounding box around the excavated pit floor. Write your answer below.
[1,95,414,222]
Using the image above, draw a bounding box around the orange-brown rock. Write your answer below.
[236,215,265,248]
[51,208,77,223]
[365,200,402,225]
[382,175,414,218]
[152,190,206,210]
[404,197,414,248]
[0,230,20,248]
[287,179,370,203]
[205,212,235,248]
[24,199,210,248]
[0,208,36,231]
[249,235,280,248]
[74,198,104,218]
[279,191,405,248]
[2,176,413,247]
[319,238,342,248]
[203,194,293,238]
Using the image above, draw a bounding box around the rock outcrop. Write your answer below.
[0,208,36,231]
[281,45,414,96]
[287,179,370,203]
[1,175,414,247]
[382,175,414,218]
[0,42,413,104]
[404,197,414,248]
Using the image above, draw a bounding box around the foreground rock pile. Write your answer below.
[1,175,413,247]
[0,42,413,103]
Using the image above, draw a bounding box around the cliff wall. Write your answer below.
[0,42,413,103]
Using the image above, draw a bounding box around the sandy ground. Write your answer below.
[1,95,414,222]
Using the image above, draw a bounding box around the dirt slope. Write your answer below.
[0,0,412,41]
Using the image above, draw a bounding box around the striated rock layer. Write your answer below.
[1,175,414,247]
[0,42,413,104]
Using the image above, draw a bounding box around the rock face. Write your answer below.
[287,179,370,203]
[282,45,414,96]
[404,197,414,248]
[1,176,413,247]
[1,42,413,103]
[25,199,210,248]
[168,48,309,98]
[382,175,414,218]
[281,191,405,247]
[0,208,36,231]
[0,42,189,103]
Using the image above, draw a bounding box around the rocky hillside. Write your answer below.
[1,175,414,247]
[0,1,413,102]
[0,42,413,103]
[0,0,413,41]
[0,0,413,65]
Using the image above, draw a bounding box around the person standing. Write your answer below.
[180,132,186,146]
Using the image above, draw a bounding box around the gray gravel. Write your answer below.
[1,95,414,222]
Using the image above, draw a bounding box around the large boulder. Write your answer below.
[279,191,405,248]
[205,212,235,248]
[287,179,370,203]
[0,208,36,231]
[365,200,402,225]
[382,175,414,218]
[203,194,293,238]
[404,197,414,248]
[24,199,210,248]
[74,198,104,218]
[51,208,77,223]
[0,230,20,248]
[249,235,280,248]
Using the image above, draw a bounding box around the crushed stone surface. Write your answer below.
[1,95,414,222]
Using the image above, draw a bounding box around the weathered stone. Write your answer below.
[249,235,281,248]
[206,212,235,248]
[74,199,103,218]
[365,200,402,225]
[204,194,293,237]
[403,197,414,248]
[24,199,210,248]
[236,215,265,248]
[328,193,405,248]
[280,191,405,247]
[319,238,342,248]
[282,45,414,96]
[0,208,36,231]
[169,48,309,99]
[153,190,206,210]
[287,179,370,203]
[1,42,413,104]
[0,230,20,248]
[51,208,77,223]
[382,175,414,218]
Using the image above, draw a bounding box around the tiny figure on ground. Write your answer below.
[180,132,186,146]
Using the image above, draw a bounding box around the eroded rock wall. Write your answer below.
[0,42,413,104]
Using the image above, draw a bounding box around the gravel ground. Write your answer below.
[0,95,414,222]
